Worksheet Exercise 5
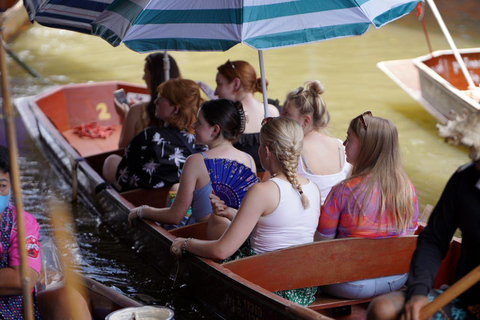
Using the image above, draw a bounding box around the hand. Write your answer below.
[402,295,430,320]
[127,206,142,226]
[209,194,237,221]
[114,97,130,120]
[171,238,185,259]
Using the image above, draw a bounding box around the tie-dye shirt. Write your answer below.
[317,176,418,239]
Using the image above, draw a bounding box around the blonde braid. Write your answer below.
[260,117,309,209]
[280,148,310,209]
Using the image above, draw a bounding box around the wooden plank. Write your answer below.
[169,221,209,240]
[84,149,124,176]
[222,236,418,292]
[121,187,170,208]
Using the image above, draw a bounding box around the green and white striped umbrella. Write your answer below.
[24,0,420,115]
[91,0,420,53]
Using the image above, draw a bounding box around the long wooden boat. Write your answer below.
[377,48,480,124]
[14,82,461,319]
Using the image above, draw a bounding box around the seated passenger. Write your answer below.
[171,117,321,306]
[0,145,42,319]
[282,80,351,204]
[127,99,256,227]
[367,112,480,320]
[115,52,181,149]
[215,60,279,171]
[103,78,204,191]
[316,112,419,300]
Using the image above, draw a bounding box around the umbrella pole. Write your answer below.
[0,31,34,320]
[258,50,269,118]
[163,51,170,81]
[426,0,477,90]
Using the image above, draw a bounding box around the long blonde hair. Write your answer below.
[260,117,309,208]
[285,80,330,130]
[347,113,413,232]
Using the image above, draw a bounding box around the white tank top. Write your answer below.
[297,139,351,205]
[250,178,320,254]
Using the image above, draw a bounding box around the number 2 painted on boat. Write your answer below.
[96,103,111,120]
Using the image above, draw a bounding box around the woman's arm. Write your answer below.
[118,103,143,149]
[128,154,200,225]
[172,182,274,260]
[0,266,38,295]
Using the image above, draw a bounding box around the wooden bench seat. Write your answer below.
[121,187,171,208]
[222,236,418,310]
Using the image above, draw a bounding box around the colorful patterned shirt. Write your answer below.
[3,205,41,274]
[317,176,419,239]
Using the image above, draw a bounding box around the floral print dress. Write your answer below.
[116,126,206,191]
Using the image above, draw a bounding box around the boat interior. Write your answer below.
[170,222,461,319]
[420,50,480,91]
[30,82,462,319]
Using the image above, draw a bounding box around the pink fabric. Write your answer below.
[6,207,41,274]
[318,176,418,239]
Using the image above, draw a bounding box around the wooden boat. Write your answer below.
[14,82,461,319]
[35,274,144,319]
[377,48,480,124]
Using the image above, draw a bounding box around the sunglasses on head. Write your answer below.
[354,111,373,130]
[261,117,275,126]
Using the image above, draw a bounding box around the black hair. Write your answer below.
[0,145,10,174]
[145,52,181,127]
[200,99,245,143]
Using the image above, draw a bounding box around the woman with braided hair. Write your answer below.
[172,117,321,306]
[316,112,419,300]
[128,99,256,228]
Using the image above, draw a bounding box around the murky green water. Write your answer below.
[2,1,479,317]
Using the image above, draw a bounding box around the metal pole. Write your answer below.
[163,51,170,81]
[0,31,34,320]
[426,0,477,89]
[258,50,269,118]
[1,39,46,81]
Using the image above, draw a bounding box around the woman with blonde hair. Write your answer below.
[172,117,320,306]
[128,99,256,227]
[103,78,205,191]
[215,60,279,171]
[282,80,350,204]
[317,112,419,299]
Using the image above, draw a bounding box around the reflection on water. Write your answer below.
[3,1,479,317]
[16,139,208,318]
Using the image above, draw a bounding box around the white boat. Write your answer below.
[377,48,480,124]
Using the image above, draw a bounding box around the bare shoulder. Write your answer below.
[248,180,278,197]
[267,104,280,116]
[185,152,205,166]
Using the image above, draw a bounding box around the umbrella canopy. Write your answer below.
[25,0,421,53]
